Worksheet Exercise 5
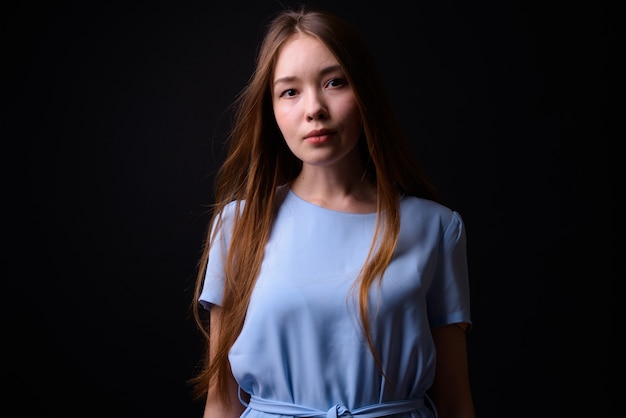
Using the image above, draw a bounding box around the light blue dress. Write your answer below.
[199,188,472,418]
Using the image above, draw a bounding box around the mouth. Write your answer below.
[304,129,335,143]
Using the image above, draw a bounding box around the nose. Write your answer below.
[305,90,328,121]
[307,110,327,121]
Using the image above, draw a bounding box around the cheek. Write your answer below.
[272,105,296,134]
[334,94,359,117]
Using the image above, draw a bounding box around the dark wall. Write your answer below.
[10,0,615,416]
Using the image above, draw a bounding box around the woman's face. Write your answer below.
[271,34,362,169]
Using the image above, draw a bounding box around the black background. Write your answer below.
[9,0,616,416]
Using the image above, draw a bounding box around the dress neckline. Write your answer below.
[286,188,378,216]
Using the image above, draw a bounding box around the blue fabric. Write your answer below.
[246,395,425,417]
[200,188,471,418]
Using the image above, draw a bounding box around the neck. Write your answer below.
[290,167,376,214]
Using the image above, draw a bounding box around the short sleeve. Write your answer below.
[427,211,472,330]
[198,202,238,310]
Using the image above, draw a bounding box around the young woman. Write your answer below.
[191,6,476,418]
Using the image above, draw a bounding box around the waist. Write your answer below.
[246,395,426,417]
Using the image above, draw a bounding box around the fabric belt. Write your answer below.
[247,395,426,417]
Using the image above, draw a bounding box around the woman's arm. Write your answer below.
[203,305,246,418]
[428,323,476,418]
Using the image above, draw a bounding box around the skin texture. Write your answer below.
[272,33,375,214]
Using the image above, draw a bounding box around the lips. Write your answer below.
[303,129,336,144]
[304,129,334,139]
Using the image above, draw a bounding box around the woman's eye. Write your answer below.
[279,89,297,98]
[326,78,347,88]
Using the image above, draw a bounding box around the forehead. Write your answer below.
[273,34,339,78]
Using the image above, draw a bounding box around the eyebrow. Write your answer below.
[273,64,343,87]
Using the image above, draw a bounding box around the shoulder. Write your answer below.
[216,185,289,223]
[400,195,459,222]
[399,195,466,238]
[209,199,243,238]
[217,199,243,220]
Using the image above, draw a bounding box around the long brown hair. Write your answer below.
[190,6,441,405]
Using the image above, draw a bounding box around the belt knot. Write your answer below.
[327,403,352,418]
